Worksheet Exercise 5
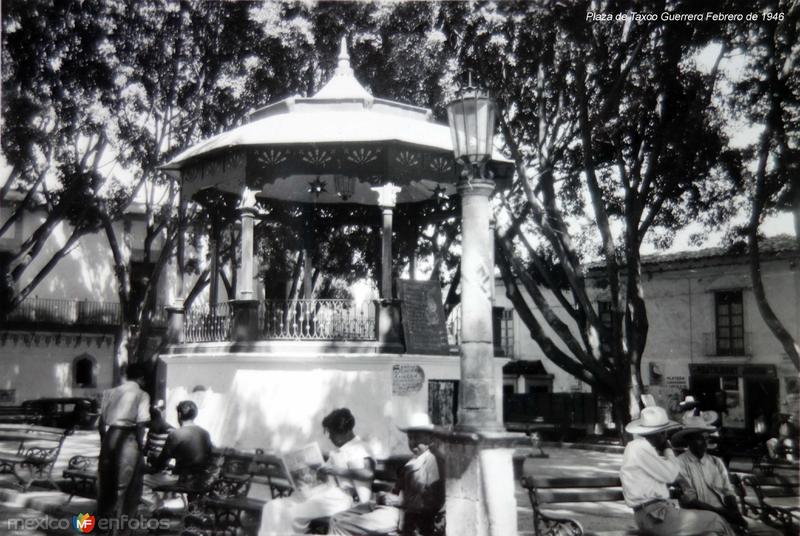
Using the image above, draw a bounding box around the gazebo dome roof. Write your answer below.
[162,38,512,205]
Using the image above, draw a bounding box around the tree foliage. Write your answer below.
[715,0,799,369]
[433,0,743,429]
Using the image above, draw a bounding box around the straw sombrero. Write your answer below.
[625,406,681,436]
[398,412,435,433]
[677,395,700,413]
[671,414,717,446]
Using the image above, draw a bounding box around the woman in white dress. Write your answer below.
[258,408,374,535]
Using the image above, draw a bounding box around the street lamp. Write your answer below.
[446,80,497,179]
[445,76,502,432]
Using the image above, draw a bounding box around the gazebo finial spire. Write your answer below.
[336,36,354,77]
[311,35,372,100]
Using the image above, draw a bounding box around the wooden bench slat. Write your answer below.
[536,488,625,504]
[526,475,623,489]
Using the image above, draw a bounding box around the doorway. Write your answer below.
[743,376,779,435]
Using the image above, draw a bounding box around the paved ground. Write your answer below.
[0,433,632,535]
[517,445,630,535]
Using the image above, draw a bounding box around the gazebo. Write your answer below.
[158,39,522,536]
[162,38,512,341]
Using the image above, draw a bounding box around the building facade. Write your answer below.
[0,190,171,403]
[496,236,800,434]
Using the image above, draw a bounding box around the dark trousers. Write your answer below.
[97,427,143,528]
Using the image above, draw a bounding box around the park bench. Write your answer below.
[731,469,799,533]
[185,452,411,536]
[61,428,173,503]
[192,450,290,534]
[0,423,73,490]
[0,405,40,425]
[520,474,642,536]
[63,455,99,502]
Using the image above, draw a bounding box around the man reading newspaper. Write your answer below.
[258,408,374,536]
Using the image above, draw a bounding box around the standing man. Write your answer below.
[620,406,736,536]
[97,362,150,530]
[674,415,781,535]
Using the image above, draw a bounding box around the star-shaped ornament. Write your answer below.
[431,184,449,200]
[307,177,327,196]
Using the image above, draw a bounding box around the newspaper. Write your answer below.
[281,442,327,493]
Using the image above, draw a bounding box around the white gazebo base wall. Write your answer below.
[159,349,508,458]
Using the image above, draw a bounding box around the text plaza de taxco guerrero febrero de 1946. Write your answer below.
[586,11,785,22]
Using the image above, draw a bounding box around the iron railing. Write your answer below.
[2,298,122,326]
[184,302,232,343]
[260,299,375,341]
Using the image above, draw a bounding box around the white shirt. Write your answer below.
[101,380,150,428]
[327,435,372,503]
[620,436,680,507]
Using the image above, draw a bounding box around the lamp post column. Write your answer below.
[456,177,503,431]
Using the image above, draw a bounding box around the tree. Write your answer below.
[1,0,309,376]
[434,1,734,431]
[1,0,118,310]
[719,0,799,370]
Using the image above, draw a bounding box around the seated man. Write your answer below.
[258,408,374,536]
[329,413,444,536]
[674,415,781,536]
[144,400,214,505]
[766,413,798,462]
[620,406,736,536]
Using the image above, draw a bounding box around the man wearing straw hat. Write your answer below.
[620,406,736,535]
[674,414,781,535]
[329,413,444,536]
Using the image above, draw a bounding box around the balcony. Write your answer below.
[1,298,166,330]
[703,331,753,357]
[2,298,121,327]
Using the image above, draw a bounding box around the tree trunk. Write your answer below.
[748,91,800,371]
[748,230,800,370]
[611,392,631,445]
[113,324,130,386]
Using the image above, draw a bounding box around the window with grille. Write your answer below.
[715,290,744,356]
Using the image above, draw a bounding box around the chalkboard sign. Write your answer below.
[397,280,450,355]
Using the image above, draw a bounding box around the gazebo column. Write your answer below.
[231,204,259,342]
[209,214,220,307]
[302,207,314,300]
[371,183,403,348]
